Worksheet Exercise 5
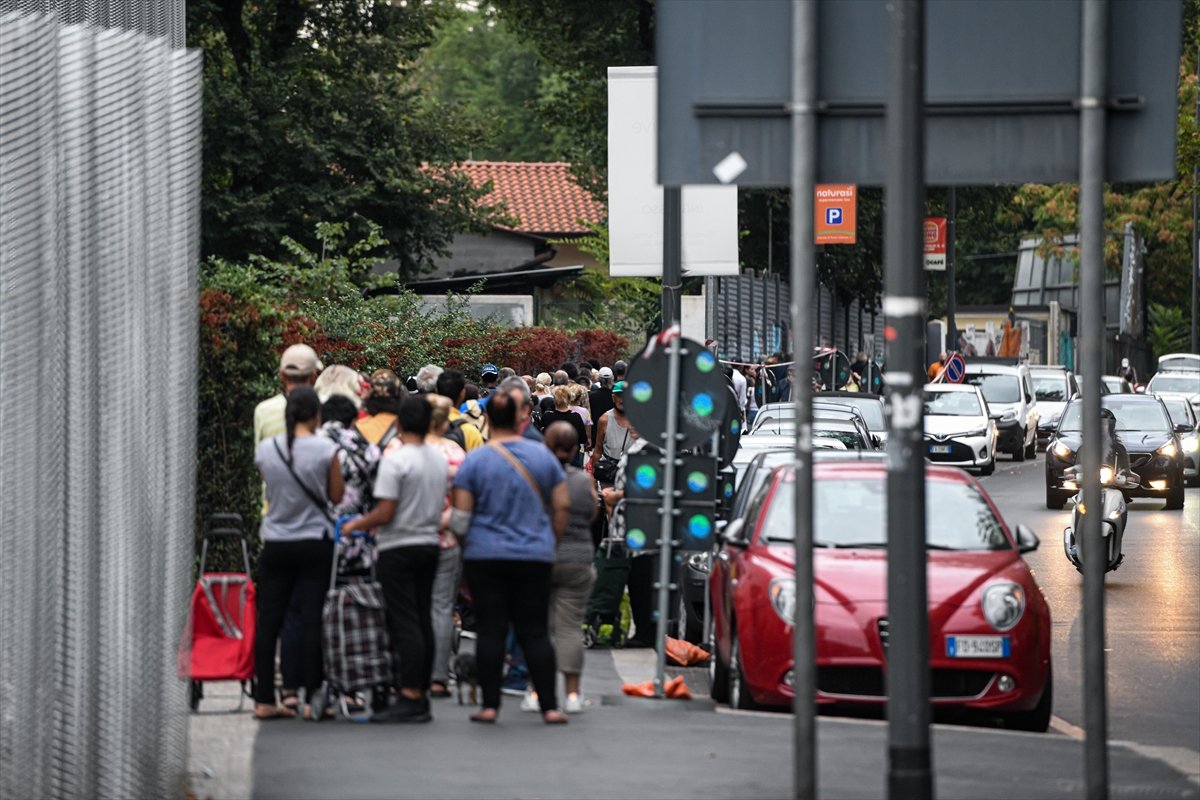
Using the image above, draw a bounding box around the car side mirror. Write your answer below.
[1025,393,1034,404]
[871,434,882,448]
[722,518,747,547]
[1015,523,1039,554]
[1117,472,1141,490]
[1175,422,1192,434]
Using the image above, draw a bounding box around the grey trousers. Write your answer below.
[550,563,597,675]
[430,545,462,684]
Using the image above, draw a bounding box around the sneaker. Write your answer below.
[500,681,528,697]
[374,695,432,724]
[565,693,585,714]
[520,691,540,713]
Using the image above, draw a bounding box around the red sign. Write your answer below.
[814,184,857,245]
[924,217,947,270]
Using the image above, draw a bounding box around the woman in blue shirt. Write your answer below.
[451,390,569,724]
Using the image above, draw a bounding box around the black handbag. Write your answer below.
[594,424,629,484]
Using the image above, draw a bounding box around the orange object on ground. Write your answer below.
[665,636,710,666]
[664,675,693,700]
[622,680,656,697]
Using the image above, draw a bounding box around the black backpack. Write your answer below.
[444,418,469,449]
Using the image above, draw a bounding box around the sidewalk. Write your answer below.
[202,648,1198,800]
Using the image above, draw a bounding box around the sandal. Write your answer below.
[254,704,296,721]
[303,705,336,721]
[542,710,568,725]
[469,708,498,724]
[280,691,300,711]
[429,683,451,698]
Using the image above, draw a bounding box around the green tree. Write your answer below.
[187,0,503,276]
[491,0,655,198]
[416,4,571,161]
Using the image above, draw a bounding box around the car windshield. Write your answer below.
[924,391,983,416]
[827,397,885,429]
[1148,375,1199,395]
[812,429,864,450]
[964,373,1021,404]
[1032,374,1068,402]
[1101,377,1125,393]
[760,476,1010,550]
[1160,396,1193,427]
[1058,401,1172,432]
[1159,357,1199,372]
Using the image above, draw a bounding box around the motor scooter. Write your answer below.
[1062,461,1139,573]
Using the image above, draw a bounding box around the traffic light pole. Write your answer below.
[790,2,818,799]
[653,330,682,698]
[884,2,932,799]
[1079,1,1110,797]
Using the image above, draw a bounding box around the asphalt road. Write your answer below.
[976,448,1200,762]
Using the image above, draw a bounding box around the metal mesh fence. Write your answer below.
[0,9,199,799]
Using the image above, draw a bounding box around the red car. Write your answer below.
[709,461,1053,731]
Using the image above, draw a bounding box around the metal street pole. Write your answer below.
[884,1,932,799]
[1079,1,1110,797]
[947,187,958,352]
[663,186,683,329]
[652,332,681,698]
[790,1,818,799]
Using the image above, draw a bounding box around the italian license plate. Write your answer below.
[929,445,952,454]
[946,635,1010,658]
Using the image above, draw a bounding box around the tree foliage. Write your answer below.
[187,0,503,275]
[416,4,572,162]
[491,0,654,198]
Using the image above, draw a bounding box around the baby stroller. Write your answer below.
[308,523,391,722]
[181,514,256,712]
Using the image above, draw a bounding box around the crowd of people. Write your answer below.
[250,345,647,725]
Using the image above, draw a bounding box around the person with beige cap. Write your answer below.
[254,344,325,447]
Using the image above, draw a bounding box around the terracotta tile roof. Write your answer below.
[453,161,605,236]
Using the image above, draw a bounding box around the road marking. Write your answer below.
[1113,741,1200,787]
[1050,714,1085,739]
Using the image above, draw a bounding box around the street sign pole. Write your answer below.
[653,331,682,699]
[790,2,818,799]
[884,2,932,799]
[947,187,958,352]
[662,186,683,328]
[1080,1,1110,797]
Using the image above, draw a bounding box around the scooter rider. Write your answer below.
[1101,407,1130,550]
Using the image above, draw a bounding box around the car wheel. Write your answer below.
[1045,489,1067,510]
[1013,430,1027,462]
[1005,668,1052,733]
[1165,485,1185,510]
[1024,437,1037,460]
[979,458,995,477]
[728,628,759,711]
[709,635,730,704]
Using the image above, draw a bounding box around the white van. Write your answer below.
[962,362,1040,461]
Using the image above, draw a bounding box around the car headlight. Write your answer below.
[768,577,795,626]
[963,426,988,437]
[1001,410,1018,421]
[1158,441,1178,458]
[1183,434,1199,452]
[1100,466,1114,485]
[1052,441,1073,459]
[981,583,1026,632]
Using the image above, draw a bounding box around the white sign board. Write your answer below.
[608,67,739,277]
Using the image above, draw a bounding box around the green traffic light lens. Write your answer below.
[635,464,658,490]
[695,350,717,373]
[687,515,712,539]
[632,381,653,402]
[626,529,647,550]
[686,471,708,493]
[691,392,714,417]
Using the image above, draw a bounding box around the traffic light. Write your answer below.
[621,452,718,552]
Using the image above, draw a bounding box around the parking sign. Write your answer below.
[814,184,856,245]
